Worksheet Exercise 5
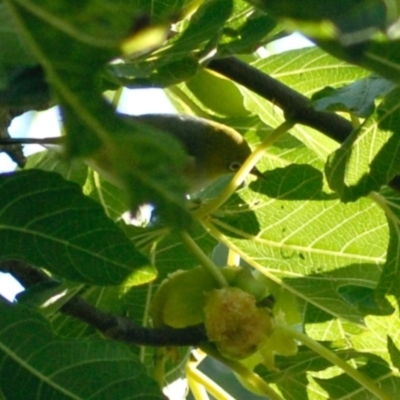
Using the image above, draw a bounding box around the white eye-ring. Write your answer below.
[229,161,242,172]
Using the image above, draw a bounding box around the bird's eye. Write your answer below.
[229,161,242,172]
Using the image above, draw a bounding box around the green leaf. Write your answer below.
[312,74,396,118]
[249,0,387,38]
[219,1,280,55]
[325,87,400,202]
[249,0,400,84]
[0,170,155,286]
[313,355,397,399]
[0,3,36,67]
[388,335,400,370]
[0,302,164,400]
[207,129,389,323]
[168,0,233,56]
[185,69,250,117]
[337,285,394,316]
[256,345,363,400]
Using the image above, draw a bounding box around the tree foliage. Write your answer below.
[0,0,400,399]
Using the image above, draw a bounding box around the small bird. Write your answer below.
[1,113,262,193]
[129,114,261,193]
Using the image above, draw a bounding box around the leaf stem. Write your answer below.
[180,230,228,288]
[186,361,235,400]
[200,344,283,400]
[277,324,392,400]
[193,120,295,219]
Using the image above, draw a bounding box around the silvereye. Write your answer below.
[3,113,261,193]
[128,114,260,193]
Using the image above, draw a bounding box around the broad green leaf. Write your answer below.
[0,302,164,400]
[312,75,395,118]
[256,345,375,400]
[304,299,400,398]
[313,355,398,399]
[326,87,400,202]
[0,170,155,286]
[206,132,388,323]
[251,47,368,99]
[350,297,400,365]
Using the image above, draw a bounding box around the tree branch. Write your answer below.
[207,56,353,143]
[0,260,207,347]
[207,56,400,193]
[0,107,26,167]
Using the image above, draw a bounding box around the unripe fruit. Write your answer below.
[204,287,274,359]
[150,266,269,328]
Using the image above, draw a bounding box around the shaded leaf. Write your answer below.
[314,355,399,399]
[218,1,280,55]
[249,0,387,39]
[337,284,394,316]
[388,335,400,370]
[312,75,395,117]
[0,302,164,400]
[0,3,36,67]
[0,170,154,286]
[256,345,362,400]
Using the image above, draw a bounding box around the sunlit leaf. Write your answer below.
[326,87,400,201]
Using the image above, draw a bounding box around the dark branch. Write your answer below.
[208,57,353,143]
[0,107,26,167]
[0,137,62,145]
[207,56,400,193]
[0,260,207,347]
